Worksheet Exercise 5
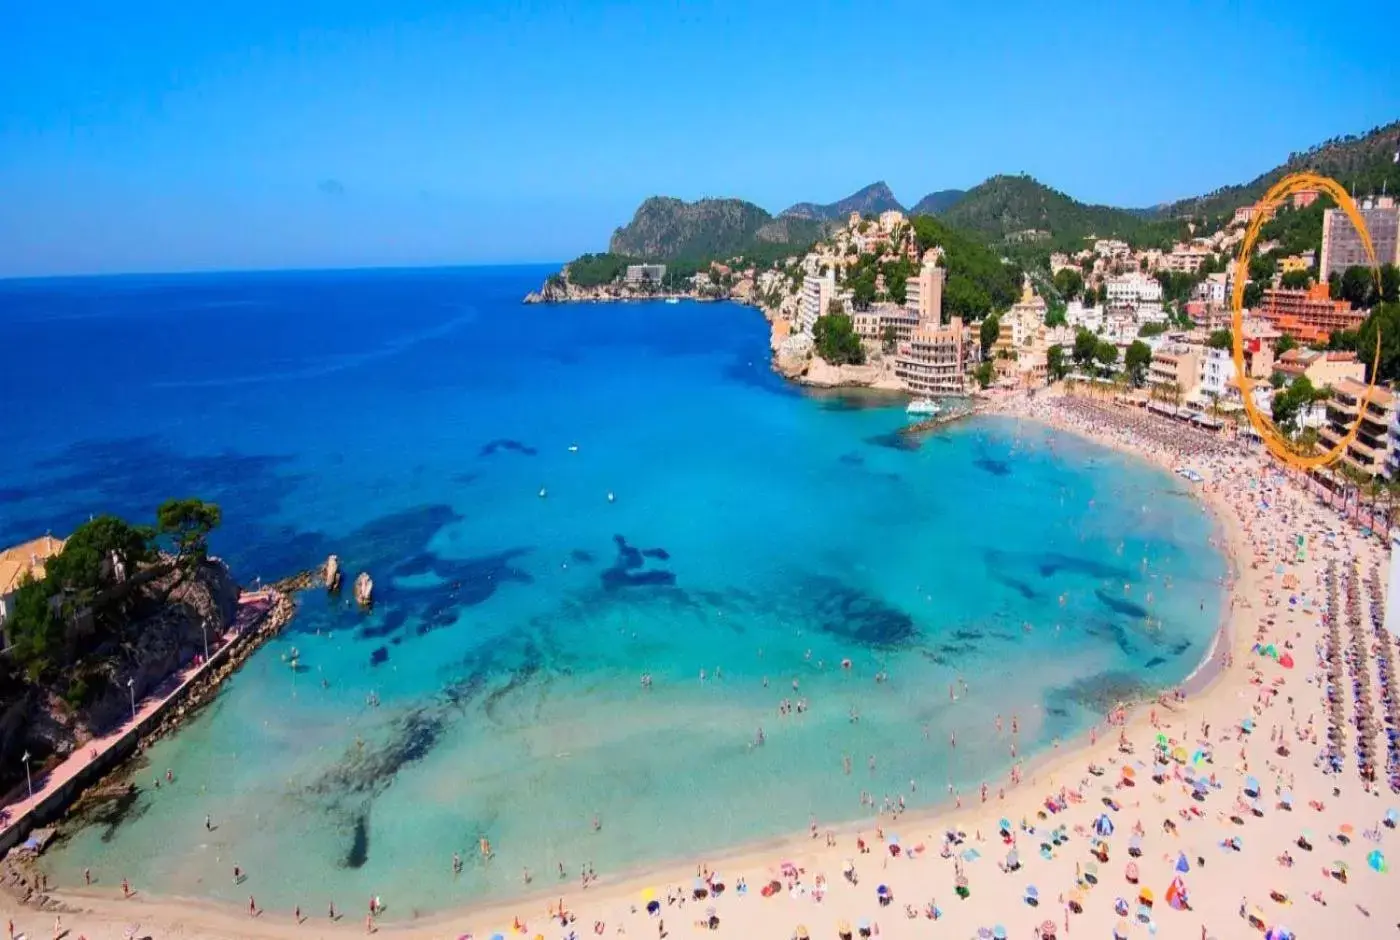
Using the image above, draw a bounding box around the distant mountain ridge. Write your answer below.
[909,189,967,216]
[601,120,1398,262]
[781,182,904,221]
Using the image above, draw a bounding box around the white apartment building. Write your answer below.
[1192,273,1228,306]
[798,272,835,333]
[1066,301,1104,333]
[1199,347,1239,402]
[1105,272,1163,308]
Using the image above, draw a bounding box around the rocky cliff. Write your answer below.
[609,196,774,259]
[0,559,241,794]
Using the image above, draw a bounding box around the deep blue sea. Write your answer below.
[0,266,1224,914]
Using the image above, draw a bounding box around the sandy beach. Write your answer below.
[7,389,1398,940]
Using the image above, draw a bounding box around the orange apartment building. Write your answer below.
[1257,283,1363,345]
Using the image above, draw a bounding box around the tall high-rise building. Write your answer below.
[905,257,945,324]
[1319,196,1400,281]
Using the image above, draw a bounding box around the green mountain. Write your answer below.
[937,174,1185,250]
[1145,121,1400,224]
[780,182,904,221]
[909,189,967,216]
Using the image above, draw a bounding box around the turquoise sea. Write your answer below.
[0,267,1224,914]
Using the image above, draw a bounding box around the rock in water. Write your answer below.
[324,554,342,593]
[354,572,374,609]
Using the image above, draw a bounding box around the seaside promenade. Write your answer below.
[0,592,274,854]
[6,393,1400,939]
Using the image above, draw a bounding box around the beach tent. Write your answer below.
[1166,877,1189,910]
[1094,814,1115,836]
[1174,852,1189,873]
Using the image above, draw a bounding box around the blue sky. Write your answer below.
[2,0,1397,276]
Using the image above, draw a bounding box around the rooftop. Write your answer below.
[0,535,66,596]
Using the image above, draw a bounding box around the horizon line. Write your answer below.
[0,260,565,285]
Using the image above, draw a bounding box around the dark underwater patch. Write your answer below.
[865,431,920,452]
[801,575,917,648]
[343,814,369,868]
[1094,589,1149,619]
[1034,552,1132,582]
[974,456,1012,477]
[478,439,538,458]
[370,646,389,667]
[838,453,865,467]
[989,570,1039,600]
[601,535,676,590]
[570,549,595,564]
[1143,655,1166,669]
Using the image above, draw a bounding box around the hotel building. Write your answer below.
[1257,284,1363,345]
[1319,379,1396,478]
[1320,196,1400,281]
[894,317,968,395]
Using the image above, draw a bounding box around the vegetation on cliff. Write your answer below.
[1146,121,1400,228]
[910,216,1022,318]
[908,189,967,216]
[938,175,1186,251]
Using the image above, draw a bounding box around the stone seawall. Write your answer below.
[0,586,300,864]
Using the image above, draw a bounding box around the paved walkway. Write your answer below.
[0,591,273,841]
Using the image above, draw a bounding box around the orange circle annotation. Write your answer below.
[1231,171,1384,471]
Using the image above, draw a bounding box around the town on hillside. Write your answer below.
[532,185,1400,477]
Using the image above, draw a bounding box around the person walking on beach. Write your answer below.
[205,813,212,831]
[248,895,258,916]
[83,867,90,886]
[121,877,131,899]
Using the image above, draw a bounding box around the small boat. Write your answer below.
[665,298,680,305]
[606,492,616,503]
[538,487,548,498]
[567,444,579,453]
[906,399,941,417]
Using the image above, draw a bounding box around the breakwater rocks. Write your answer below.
[269,568,321,593]
[354,571,374,608]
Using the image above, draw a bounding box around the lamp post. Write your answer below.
[21,751,31,798]
[126,678,136,721]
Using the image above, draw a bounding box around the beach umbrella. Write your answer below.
[1094,814,1114,836]
[1368,850,1387,873]
[1122,765,1136,778]
[1340,823,1355,835]
[640,888,655,902]
[858,919,870,931]
[1245,775,1260,795]
[962,847,981,862]
[1175,852,1189,873]
[1242,718,1255,733]
[1385,808,1398,828]
[876,884,889,898]
[1125,861,1139,883]
[1114,919,1130,940]
[1040,920,1056,938]
[1155,733,1168,748]
[646,900,660,915]
[1025,885,1039,903]
[1138,887,1154,905]
[1006,849,1020,869]
[993,926,1007,940]
[998,817,1012,832]
[1279,653,1294,668]
[794,926,809,940]
[1170,745,1188,763]
[836,920,851,935]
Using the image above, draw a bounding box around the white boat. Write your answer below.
[665,298,680,305]
[906,399,941,417]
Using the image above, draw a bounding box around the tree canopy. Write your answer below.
[1046,344,1069,381]
[910,216,1022,318]
[812,314,865,366]
[1124,340,1152,387]
[157,498,223,569]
